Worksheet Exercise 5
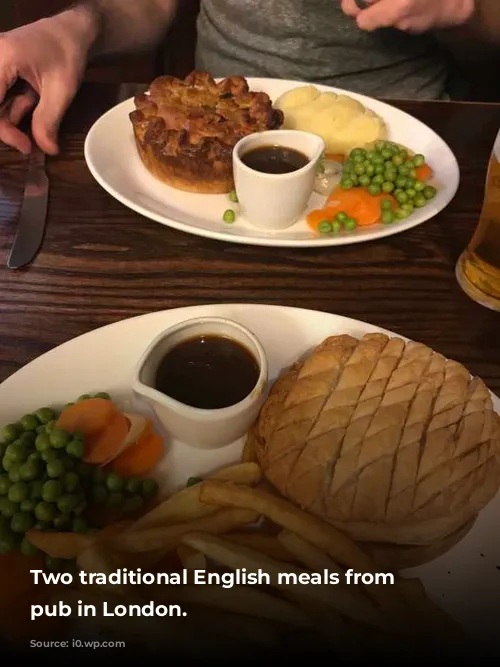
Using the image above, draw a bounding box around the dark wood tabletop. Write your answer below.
[1,83,500,392]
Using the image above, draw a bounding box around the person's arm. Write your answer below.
[73,0,179,57]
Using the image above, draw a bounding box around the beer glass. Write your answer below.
[456,130,500,310]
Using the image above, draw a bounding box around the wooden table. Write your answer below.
[1,84,500,392]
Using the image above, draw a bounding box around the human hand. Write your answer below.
[0,10,96,155]
[340,0,475,33]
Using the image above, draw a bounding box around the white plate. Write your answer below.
[0,304,497,648]
[84,78,460,248]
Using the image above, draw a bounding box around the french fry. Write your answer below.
[242,434,258,463]
[26,530,93,559]
[110,508,259,553]
[171,584,311,628]
[278,530,343,574]
[182,532,387,631]
[177,544,207,571]
[199,481,409,617]
[130,463,261,531]
[226,532,297,563]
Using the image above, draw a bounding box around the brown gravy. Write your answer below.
[154,335,260,410]
[241,145,309,174]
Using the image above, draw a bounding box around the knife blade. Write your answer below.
[7,149,49,269]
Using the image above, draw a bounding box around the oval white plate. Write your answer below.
[84,78,460,248]
[1,304,497,646]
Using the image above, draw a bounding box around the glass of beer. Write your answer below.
[456,130,500,310]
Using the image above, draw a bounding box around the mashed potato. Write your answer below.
[275,85,386,156]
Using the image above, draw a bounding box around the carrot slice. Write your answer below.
[321,187,397,227]
[415,164,433,182]
[83,412,130,465]
[110,432,164,477]
[56,398,117,437]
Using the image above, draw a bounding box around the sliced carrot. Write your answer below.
[324,152,345,163]
[56,398,117,437]
[306,208,337,230]
[110,431,164,477]
[83,412,130,465]
[415,163,433,182]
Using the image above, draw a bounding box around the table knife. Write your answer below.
[7,148,49,269]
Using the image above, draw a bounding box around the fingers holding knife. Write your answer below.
[0,80,39,155]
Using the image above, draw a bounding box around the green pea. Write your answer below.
[36,426,46,435]
[364,163,375,177]
[20,536,39,556]
[381,210,395,225]
[66,440,84,459]
[0,498,18,518]
[384,169,397,182]
[5,443,27,464]
[374,141,386,152]
[11,511,34,534]
[8,465,22,483]
[56,494,79,515]
[371,154,384,166]
[223,209,236,224]
[35,502,56,522]
[331,220,342,234]
[93,392,111,400]
[45,555,62,571]
[125,478,141,495]
[371,174,384,186]
[392,155,404,167]
[28,452,41,463]
[394,208,410,220]
[406,188,416,200]
[368,183,381,196]
[41,450,57,463]
[8,482,29,504]
[414,194,427,208]
[398,165,410,177]
[0,475,11,495]
[350,148,366,159]
[20,498,36,512]
[413,154,425,167]
[1,424,21,444]
[77,394,91,402]
[42,480,63,503]
[63,472,80,493]
[1,456,12,472]
[380,198,393,211]
[91,485,107,505]
[352,153,365,164]
[423,186,437,200]
[340,178,353,190]
[105,473,124,493]
[317,220,332,234]
[19,431,36,447]
[0,528,17,554]
[395,177,407,189]
[123,495,144,514]
[53,514,71,531]
[396,191,409,205]
[45,420,56,433]
[381,149,392,160]
[402,202,415,215]
[20,414,39,431]
[358,174,371,187]
[413,180,425,192]
[141,478,159,498]
[72,517,88,534]
[344,218,357,231]
[336,211,348,222]
[50,429,69,449]
[374,164,385,175]
[19,461,39,482]
[46,460,64,479]
[35,433,52,453]
[35,407,56,424]
[30,480,44,500]
[381,182,394,194]
[408,168,417,179]
[353,163,365,176]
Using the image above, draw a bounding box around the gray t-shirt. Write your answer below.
[195,0,450,99]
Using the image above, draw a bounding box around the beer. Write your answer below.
[456,130,500,310]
